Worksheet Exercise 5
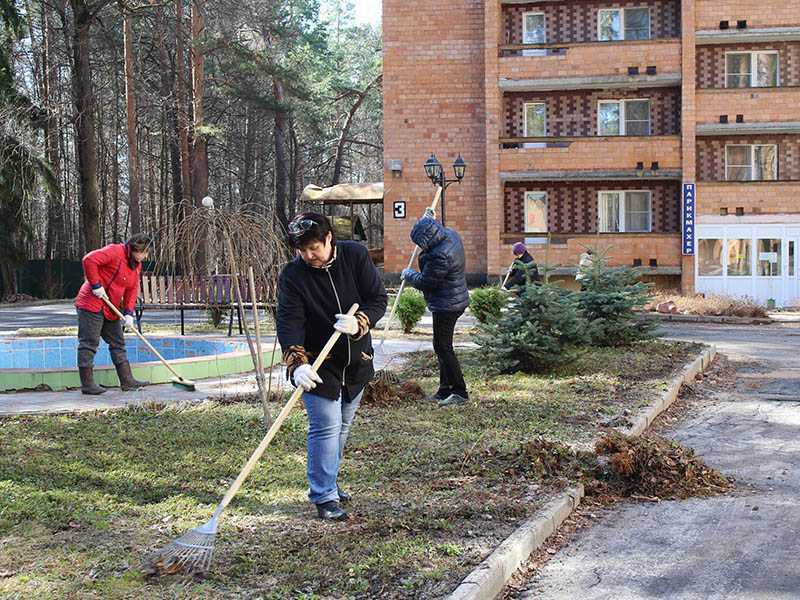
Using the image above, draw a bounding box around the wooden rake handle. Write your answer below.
[101,296,186,382]
[213,303,359,517]
[499,259,516,290]
[380,186,442,343]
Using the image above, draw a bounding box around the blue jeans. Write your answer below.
[302,388,362,504]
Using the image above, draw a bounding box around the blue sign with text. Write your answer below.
[682,183,695,256]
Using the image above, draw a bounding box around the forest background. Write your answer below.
[0,0,383,297]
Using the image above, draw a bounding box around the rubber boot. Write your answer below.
[114,360,149,391]
[79,367,106,395]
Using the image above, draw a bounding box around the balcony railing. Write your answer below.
[499,135,681,174]
[498,38,681,82]
[696,88,800,125]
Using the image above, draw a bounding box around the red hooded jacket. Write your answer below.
[74,243,141,320]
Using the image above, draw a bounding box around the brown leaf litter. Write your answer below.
[363,370,425,407]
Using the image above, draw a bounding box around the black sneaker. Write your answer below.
[337,487,352,504]
[316,500,348,521]
[438,393,468,407]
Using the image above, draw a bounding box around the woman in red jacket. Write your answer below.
[74,233,152,395]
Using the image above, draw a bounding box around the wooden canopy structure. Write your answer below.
[300,183,384,265]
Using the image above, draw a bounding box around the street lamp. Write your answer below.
[423,153,466,226]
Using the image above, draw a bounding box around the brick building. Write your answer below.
[383,0,800,306]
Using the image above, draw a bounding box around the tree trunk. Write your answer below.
[273,77,289,229]
[190,0,208,272]
[331,74,381,185]
[41,1,63,262]
[122,4,142,233]
[175,0,191,218]
[153,0,182,238]
[71,0,103,251]
[240,105,256,205]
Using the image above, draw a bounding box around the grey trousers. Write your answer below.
[77,308,128,368]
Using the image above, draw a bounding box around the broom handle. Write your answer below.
[213,303,359,517]
[499,260,515,290]
[101,296,186,382]
[381,186,442,342]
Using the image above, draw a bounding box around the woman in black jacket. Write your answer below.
[504,242,540,289]
[402,216,470,407]
[277,212,387,521]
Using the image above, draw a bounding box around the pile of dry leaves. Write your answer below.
[362,370,425,407]
[590,432,733,500]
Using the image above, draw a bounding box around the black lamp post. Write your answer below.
[424,153,466,226]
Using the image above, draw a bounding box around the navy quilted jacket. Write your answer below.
[406,218,469,313]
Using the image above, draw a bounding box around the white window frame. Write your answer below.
[522,11,546,45]
[597,7,651,41]
[597,190,652,233]
[524,191,548,233]
[724,51,780,88]
[523,102,547,137]
[597,99,651,136]
[724,144,778,181]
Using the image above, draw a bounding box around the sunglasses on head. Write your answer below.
[288,218,317,236]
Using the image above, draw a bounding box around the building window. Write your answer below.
[598,7,650,41]
[790,241,795,277]
[725,144,778,181]
[726,51,779,88]
[524,191,548,233]
[524,102,546,137]
[598,191,652,233]
[523,12,546,44]
[727,239,752,276]
[598,99,650,136]
[757,239,781,276]
[698,239,723,276]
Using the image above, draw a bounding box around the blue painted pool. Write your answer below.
[0,337,250,370]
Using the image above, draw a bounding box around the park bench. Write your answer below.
[135,273,275,336]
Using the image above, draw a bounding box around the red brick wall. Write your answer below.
[696,135,800,181]
[503,87,681,137]
[504,181,681,233]
[696,42,800,88]
[503,0,680,45]
[383,0,487,276]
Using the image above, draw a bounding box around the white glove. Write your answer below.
[423,207,435,219]
[92,286,107,299]
[334,313,359,336]
[123,314,135,330]
[293,363,322,391]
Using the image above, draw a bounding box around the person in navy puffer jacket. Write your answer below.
[402,215,470,407]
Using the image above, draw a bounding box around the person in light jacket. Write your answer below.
[575,248,594,290]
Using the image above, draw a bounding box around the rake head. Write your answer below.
[144,517,217,576]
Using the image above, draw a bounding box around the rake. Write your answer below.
[499,259,515,290]
[101,296,196,391]
[379,186,442,348]
[145,303,359,575]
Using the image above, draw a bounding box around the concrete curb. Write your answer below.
[445,345,717,600]
[446,485,584,600]
[642,312,771,325]
[620,345,717,437]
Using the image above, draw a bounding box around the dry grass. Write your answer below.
[646,290,768,318]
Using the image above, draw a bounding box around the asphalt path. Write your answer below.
[517,321,800,599]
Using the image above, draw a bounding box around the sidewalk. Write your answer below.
[0,337,437,416]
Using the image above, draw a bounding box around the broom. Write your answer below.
[379,186,442,347]
[101,296,196,391]
[145,303,359,575]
